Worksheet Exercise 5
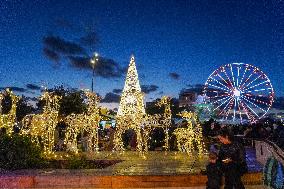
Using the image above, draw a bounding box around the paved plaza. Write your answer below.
[0,148,264,188]
[3,148,262,176]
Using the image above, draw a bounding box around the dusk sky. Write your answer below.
[0,0,283,103]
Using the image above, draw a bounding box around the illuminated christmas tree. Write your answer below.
[117,55,145,117]
[114,55,145,151]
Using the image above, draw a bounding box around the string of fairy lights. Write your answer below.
[0,55,219,158]
[0,89,20,136]
[141,96,172,152]
[114,55,145,152]
[173,111,206,155]
[64,91,101,154]
[21,90,62,155]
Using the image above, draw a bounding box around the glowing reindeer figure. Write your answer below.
[141,96,172,152]
[141,114,161,152]
[0,93,4,113]
[21,91,61,154]
[83,91,101,152]
[42,93,62,154]
[0,89,20,136]
[21,91,50,143]
[173,111,206,155]
[64,91,101,153]
[156,96,172,151]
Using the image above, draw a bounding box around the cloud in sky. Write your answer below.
[43,47,60,62]
[42,26,125,79]
[95,57,125,78]
[68,56,91,69]
[43,35,86,55]
[68,56,125,78]
[80,31,99,48]
[101,92,120,103]
[169,72,180,80]
[113,88,122,94]
[141,84,159,94]
[26,84,41,90]
[0,87,27,92]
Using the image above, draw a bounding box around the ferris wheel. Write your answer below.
[204,63,274,123]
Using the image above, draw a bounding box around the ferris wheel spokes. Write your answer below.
[242,74,262,90]
[233,98,238,120]
[213,96,233,112]
[207,83,230,93]
[243,94,270,106]
[242,96,266,113]
[230,64,237,87]
[243,80,269,92]
[237,99,243,123]
[236,66,241,86]
[240,73,253,89]
[224,98,235,121]
[246,88,271,93]
[239,67,248,87]
[223,67,234,88]
[241,97,260,118]
[239,101,253,122]
[209,76,231,91]
[217,73,230,86]
[219,97,234,116]
[207,93,229,100]
[212,95,232,105]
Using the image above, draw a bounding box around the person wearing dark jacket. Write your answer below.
[206,151,222,189]
[218,129,246,189]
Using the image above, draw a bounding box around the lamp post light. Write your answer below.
[90,52,99,92]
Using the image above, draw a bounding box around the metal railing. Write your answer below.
[255,139,284,166]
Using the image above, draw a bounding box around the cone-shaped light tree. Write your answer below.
[117,55,145,116]
[114,55,145,151]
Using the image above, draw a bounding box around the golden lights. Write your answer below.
[114,55,145,152]
[173,111,206,155]
[64,91,101,154]
[0,89,20,136]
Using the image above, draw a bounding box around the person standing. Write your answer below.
[218,129,246,189]
[206,151,222,189]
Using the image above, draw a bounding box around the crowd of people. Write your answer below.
[202,119,284,188]
[202,119,284,149]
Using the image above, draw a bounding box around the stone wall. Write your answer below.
[0,173,262,188]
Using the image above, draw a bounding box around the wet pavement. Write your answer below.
[0,148,264,188]
[84,147,263,176]
[245,147,263,173]
[0,148,263,176]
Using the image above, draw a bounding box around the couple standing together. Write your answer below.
[206,129,248,189]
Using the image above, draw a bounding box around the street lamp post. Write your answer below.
[90,52,99,92]
[90,52,99,152]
